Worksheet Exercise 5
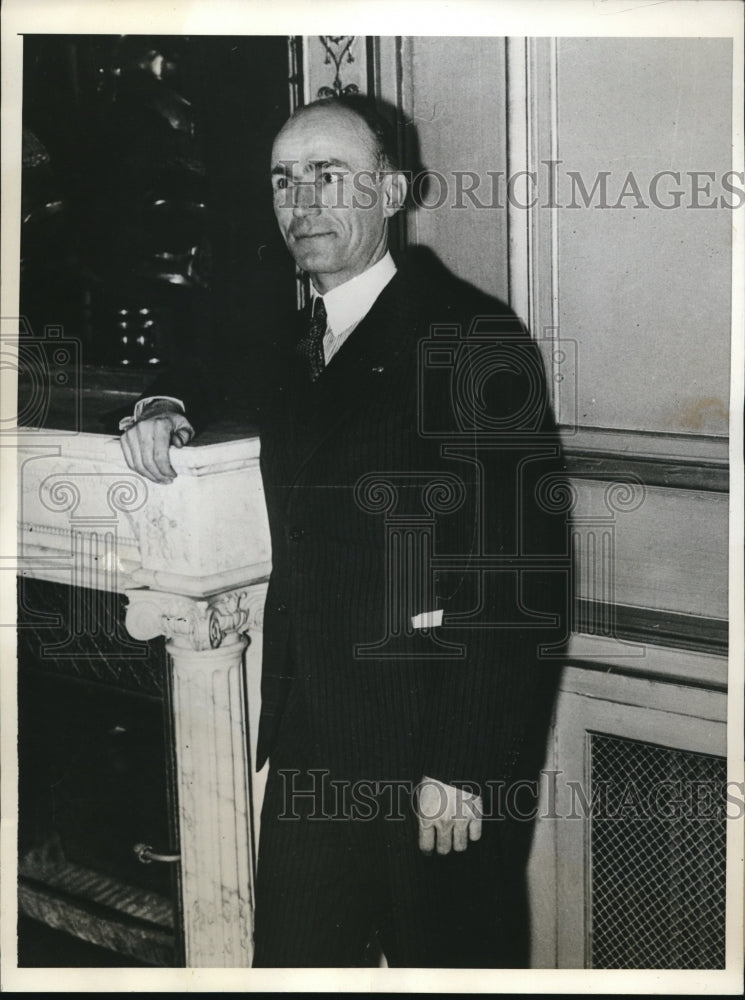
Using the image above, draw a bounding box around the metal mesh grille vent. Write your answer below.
[589,733,726,969]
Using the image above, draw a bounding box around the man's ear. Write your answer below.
[382,170,408,217]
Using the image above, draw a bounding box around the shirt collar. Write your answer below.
[311,252,397,337]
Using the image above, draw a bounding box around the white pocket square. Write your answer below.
[411,609,443,629]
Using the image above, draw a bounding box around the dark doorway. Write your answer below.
[20,34,296,409]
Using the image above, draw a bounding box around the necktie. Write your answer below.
[299,296,327,382]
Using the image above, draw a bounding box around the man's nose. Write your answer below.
[291,181,322,215]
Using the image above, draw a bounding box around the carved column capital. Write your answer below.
[124,582,267,652]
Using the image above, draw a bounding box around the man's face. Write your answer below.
[271,105,399,294]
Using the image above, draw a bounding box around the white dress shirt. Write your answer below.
[311,251,397,366]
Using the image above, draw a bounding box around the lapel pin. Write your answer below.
[372,366,384,373]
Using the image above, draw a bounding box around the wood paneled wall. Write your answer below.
[300,33,731,664]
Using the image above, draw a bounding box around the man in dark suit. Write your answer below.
[120,94,568,968]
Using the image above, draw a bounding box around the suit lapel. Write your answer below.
[284,269,416,491]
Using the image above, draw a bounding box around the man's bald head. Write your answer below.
[270,94,407,294]
[280,94,400,173]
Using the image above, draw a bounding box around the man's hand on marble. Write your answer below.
[119,405,194,484]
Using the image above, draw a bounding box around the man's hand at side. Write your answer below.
[119,403,194,484]
[416,776,483,855]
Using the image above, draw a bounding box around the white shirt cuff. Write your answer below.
[119,395,186,432]
[133,396,185,420]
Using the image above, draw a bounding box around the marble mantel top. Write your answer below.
[17,429,270,598]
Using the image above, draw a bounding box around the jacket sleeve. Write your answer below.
[104,304,298,437]
[416,322,570,797]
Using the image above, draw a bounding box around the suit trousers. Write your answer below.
[251,685,531,968]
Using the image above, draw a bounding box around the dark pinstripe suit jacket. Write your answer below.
[154,253,568,793]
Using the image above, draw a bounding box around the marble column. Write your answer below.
[19,431,272,966]
[125,583,267,968]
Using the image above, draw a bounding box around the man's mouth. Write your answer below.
[291,231,333,241]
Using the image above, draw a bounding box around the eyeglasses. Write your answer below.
[272,170,344,202]
[271,168,385,207]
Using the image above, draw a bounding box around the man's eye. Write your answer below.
[321,171,339,185]
[274,177,289,191]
